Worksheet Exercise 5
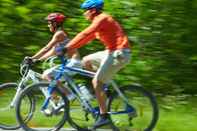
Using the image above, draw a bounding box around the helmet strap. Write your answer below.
[52,22,63,32]
[91,9,102,19]
[56,26,63,32]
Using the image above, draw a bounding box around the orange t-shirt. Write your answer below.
[67,13,130,52]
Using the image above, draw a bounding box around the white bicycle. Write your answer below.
[0,56,58,130]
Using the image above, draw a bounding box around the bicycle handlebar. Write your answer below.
[20,56,60,77]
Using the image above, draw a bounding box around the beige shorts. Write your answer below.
[83,49,131,83]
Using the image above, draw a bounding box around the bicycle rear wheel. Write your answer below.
[0,83,20,130]
[108,85,159,131]
[15,82,69,131]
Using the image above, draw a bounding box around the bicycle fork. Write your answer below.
[10,82,24,108]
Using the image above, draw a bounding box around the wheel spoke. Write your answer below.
[108,85,159,131]
[16,82,68,131]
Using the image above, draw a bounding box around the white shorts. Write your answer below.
[83,49,131,83]
[43,59,82,78]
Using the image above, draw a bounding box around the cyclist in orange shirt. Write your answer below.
[59,0,131,128]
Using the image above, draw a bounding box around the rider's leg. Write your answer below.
[42,69,72,97]
[82,50,131,128]
[92,49,131,128]
[92,78,111,128]
[82,58,95,71]
[82,51,107,71]
[82,51,113,127]
[92,78,113,129]
[92,78,107,114]
[42,72,52,81]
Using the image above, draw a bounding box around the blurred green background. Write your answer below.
[0,0,197,130]
[0,0,196,94]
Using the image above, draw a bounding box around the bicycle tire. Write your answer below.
[15,82,69,131]
[0,82,20,130]
[67,96,98,131]
[0,82,35,130]
[107,85,159,131]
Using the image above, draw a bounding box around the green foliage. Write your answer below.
[0,0,196,94]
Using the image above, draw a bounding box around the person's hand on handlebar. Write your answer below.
[24,56,40,65]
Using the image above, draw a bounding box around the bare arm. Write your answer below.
[31,31,66,59]
[39,47,56,60]
[66,17,104,50]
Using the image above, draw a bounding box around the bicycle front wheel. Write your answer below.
[108,85,159,131]
[0,83,20,130]
[67,96,98,130]
[15,82,69,131]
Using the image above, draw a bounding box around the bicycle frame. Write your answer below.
[9,56,57,108]
[10,69,41,107]
[43,56,135,116]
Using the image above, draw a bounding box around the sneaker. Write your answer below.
[55,100,65,114]
[93,114,112,129]
[41,108,53,116]
[54,107,64,115]
[41,99,65,116]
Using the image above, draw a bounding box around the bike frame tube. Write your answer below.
[49,56,132,115]
[40,57,96,113]
[10,57,58,108]
[10,69,41,107]
[65,75,95,112]
[110,81,129,104]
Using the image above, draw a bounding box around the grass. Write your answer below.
[156,109,197,131]
[154,95,197,131]
[0,91,197,131]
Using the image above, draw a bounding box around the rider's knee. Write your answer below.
[82,56,91,68]
[42,74,50,81]
[41,74,46,80]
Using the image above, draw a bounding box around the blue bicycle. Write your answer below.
[15,56,159,131]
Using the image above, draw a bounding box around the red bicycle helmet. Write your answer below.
[45,13,66,24]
